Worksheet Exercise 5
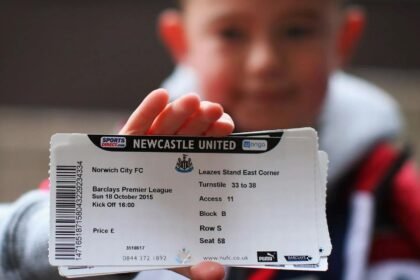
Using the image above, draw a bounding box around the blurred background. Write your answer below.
[1,0,419,201]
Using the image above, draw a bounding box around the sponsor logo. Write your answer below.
[175,154,194,173]
[242,139,268,151]
[100,136,126,148]
[257,251,278,262]
[284,255,313,262]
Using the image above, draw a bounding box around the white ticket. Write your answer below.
[49,128,330,272]
[59,146,330,278]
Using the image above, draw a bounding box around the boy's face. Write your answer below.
[180,0,342,131]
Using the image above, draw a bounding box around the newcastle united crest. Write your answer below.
[175,154,194,173]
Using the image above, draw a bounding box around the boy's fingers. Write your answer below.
[204,113,235,137]
[176,101,224,135]
[119,88,169,135]
[172,261,225,280]
[148,93,201,135]
[119,89,233,137]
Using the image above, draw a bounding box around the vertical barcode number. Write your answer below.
[55,165,78,260]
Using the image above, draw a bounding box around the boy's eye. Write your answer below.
[218,27,245,41]
[283,26,315,39]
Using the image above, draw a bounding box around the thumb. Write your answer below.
[190,261,225,280]
[172,261,225,280]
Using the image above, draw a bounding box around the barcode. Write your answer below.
[55,165,77,260]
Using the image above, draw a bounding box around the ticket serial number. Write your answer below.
[122,255,167,262]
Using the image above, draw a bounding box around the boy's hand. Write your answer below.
[119,88,233,280]
[120,88,234,137]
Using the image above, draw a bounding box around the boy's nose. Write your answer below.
[246,40,284,79]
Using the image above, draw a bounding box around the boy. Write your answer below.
[146,0,420,278]
[1,0,419,279]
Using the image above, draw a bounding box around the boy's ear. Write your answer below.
[158,9,188,63]
[337,7,366,67]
